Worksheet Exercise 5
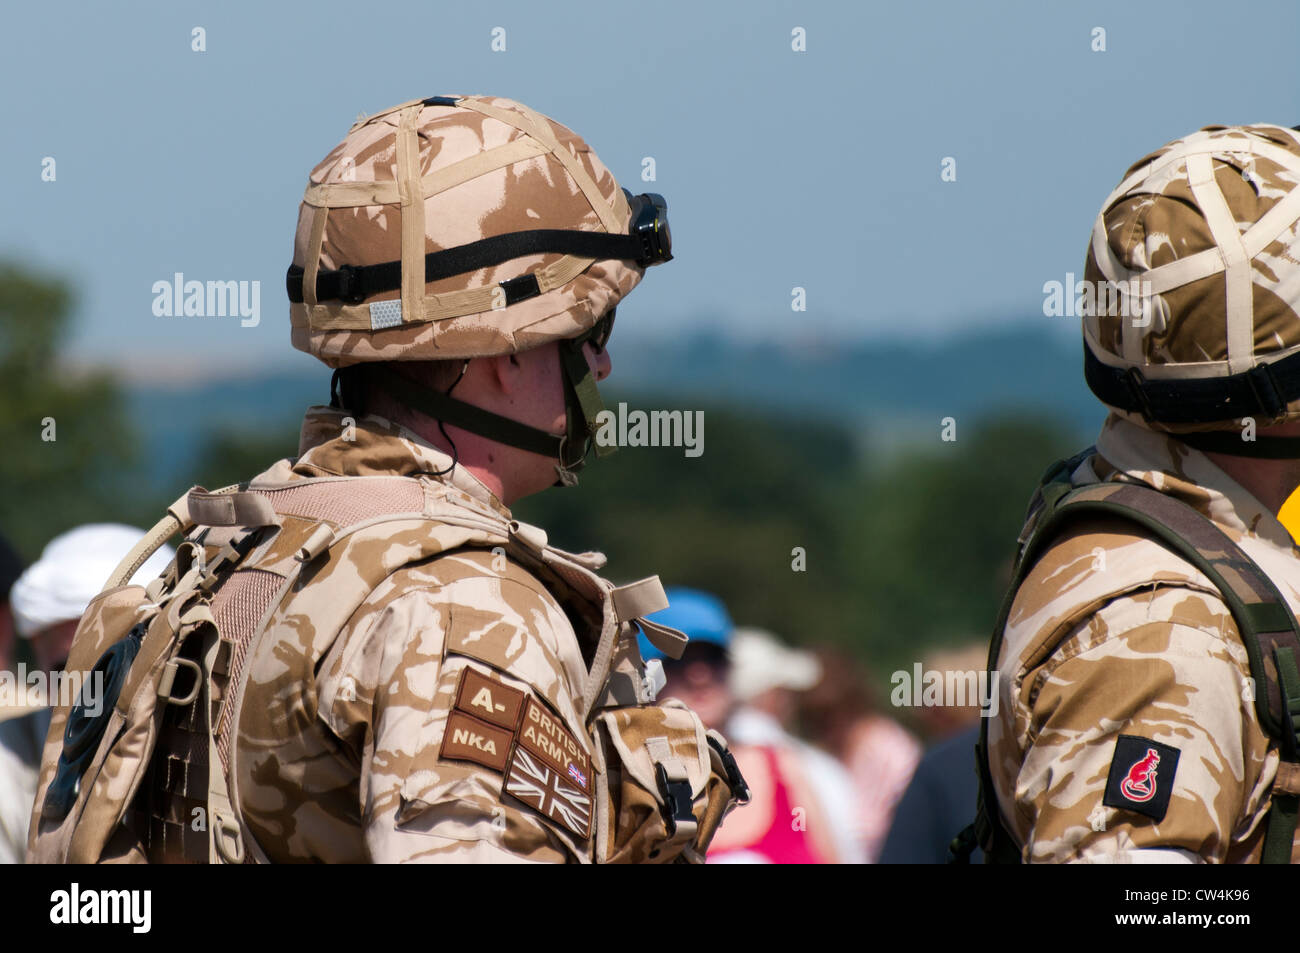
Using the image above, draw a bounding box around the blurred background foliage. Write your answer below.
[4,260,1089,698]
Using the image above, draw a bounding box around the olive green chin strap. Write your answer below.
[557,337,613,459]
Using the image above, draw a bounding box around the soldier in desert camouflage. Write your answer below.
[28,95,745,864]
[974,124,1300,863]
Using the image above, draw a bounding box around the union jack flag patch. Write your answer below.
[506,747,592,840]
[567,763,588,789]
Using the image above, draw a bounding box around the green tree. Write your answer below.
[0,261,137,558]
[842,414,1085,676]
[185,429,301,495]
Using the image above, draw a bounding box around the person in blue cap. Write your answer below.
[640,587,734,733]
[645,588,852,863]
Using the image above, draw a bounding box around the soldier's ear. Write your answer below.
[483,352,523,395]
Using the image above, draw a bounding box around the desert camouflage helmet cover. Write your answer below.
[288,95,644,366]
[1083,124,1300,433]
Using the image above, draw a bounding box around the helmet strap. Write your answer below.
[361,364,563,458]
[356,352,611,488]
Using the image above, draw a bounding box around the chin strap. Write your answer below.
[1178,432,1300,459]
[357,340,613,488]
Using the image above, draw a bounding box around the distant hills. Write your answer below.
[124,320,1106,485]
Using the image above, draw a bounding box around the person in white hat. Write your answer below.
[718,627,864,864]
[0,524,173,864]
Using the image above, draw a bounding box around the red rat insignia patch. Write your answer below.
[1120,749,1160,802]
[1103,735,1180,822]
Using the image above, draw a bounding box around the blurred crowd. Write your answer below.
[0,523,985,864]
[640,587,985,864]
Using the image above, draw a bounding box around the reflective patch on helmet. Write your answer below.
[370,299,403,330]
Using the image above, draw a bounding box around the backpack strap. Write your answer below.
[103,484,246,590]
[956,453,1300,863]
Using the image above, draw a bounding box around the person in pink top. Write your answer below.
[640,589,848,863]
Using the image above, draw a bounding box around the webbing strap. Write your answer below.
[303,137,550,209]
[104,485,240,590]
[396,105,426,331]
[610,577,669,623]
[303,204,327,311]
[1262,649,1300,862]
[1263,794,1299,864]
[202,625,245,865]
[645,736,699,851]
[187,489,281,528]
[291,251,595,329]
[637,619,688,661]
[288,236,623,309]
[455,98,625,234]
[1187,151,1255,375]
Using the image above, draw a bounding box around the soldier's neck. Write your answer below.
[1203,449,1300,516]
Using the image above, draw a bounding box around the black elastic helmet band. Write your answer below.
[1084,345,1300,458]
[287,192,670,306]
[1084,345,1300,425]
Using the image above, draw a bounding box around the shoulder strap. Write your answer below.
[103,484,247,590]
[958,456,1300,863]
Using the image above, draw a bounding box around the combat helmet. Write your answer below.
[1082,124,1300,455]
[285,95,672,482]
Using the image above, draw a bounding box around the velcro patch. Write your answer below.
[505,746,592,840]
[517,695,592,794]
[454,667,526,731]
[1103,734,1180,822]
[439,711,513,773]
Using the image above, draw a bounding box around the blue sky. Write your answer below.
[2,0,1297,378]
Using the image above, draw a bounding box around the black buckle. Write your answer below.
[1123,366,1156,421]
[706,734,750,801]
[499,273,541,306]
[335,265,366,305]
[1246,363,1286,420]
[655,763,694,837]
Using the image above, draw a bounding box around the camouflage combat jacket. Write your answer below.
[989,413,1298,863]
[228,407,614,863]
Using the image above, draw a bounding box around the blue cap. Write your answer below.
[638,587,733,662]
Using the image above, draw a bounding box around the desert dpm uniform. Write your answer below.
[969,124,1300,864]
[27,95,745,864]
